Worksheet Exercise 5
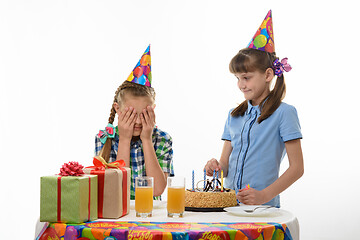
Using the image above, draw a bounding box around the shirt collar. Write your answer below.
[129,127,158,147]
[246,100,261,115]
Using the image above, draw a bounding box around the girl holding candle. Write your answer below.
[204,10,303,208]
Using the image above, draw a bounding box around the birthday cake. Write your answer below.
[185,178,237,209]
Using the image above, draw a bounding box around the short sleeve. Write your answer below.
[279,105,302,142]
[221,109,233,141]
[94,134,103,156]
[154,133,174,175]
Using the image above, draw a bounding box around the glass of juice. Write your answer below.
[167,176,185,217]
[135,176,153,217]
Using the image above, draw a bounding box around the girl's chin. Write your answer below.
[133,129,142,136]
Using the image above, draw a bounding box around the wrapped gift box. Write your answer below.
[84,160,131,219]
[40,175,98,223]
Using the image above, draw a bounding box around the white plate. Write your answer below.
[224,205,278,217]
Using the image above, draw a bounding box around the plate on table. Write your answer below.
[224,205,278,217]
[185,207,225,212]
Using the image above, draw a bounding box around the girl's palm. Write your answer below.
[117,107,136,140]
[140,106,156,141]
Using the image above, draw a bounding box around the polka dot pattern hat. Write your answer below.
[247,10,275,53]
[126,45,152,87]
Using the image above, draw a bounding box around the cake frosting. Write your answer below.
[185,179,237,209]
[185,189,237,208]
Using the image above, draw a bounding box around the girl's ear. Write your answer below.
[113,102,121,114]
[265,68,275,83]
[152,104,156,110]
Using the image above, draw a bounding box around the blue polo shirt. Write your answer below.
[222,101,302,207]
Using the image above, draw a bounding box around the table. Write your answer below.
[35,201,299,240]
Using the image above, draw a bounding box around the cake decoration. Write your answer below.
[191,170,230,193]
[221,170,224,192]
[185,171,237,210]
[192,170,195,191]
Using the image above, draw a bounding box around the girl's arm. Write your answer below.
[115,107,137,165]
[205,140,232,177]
[116,138,131,165]
[237,139,304,205]
[142,139,167,196]
[140,106,167,197]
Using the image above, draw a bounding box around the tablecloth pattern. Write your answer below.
[41,221,293,240]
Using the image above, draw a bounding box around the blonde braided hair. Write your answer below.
[99,81,156,162]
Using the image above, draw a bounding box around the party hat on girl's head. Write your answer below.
[126,45,152,87]
[247,10,275,53]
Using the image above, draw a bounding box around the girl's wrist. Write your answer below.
[140,137,152,144]
[261,188,273,204]
[118,136,132,144]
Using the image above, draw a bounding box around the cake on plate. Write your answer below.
[185,178,237,209]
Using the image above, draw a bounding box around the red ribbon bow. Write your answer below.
[90,156,126,170]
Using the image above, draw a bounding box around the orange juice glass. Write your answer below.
[167,176,185,217]
[135,176,153,217]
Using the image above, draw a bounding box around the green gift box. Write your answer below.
[40,175,98,223]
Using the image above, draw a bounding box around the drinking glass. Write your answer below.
[167,176,185,217]
[135,176,153,217]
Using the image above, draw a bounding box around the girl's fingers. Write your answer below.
[208,160,220,175]
[118,107,126,122]
[142,108,150,123]
[147,106,156,123]
[126,108,137,124]
[119,107,131,122]
[140,112,146,125]
[123,107,133,122]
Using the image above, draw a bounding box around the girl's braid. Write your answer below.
[108,85,122,124]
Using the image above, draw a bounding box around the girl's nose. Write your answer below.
[238,79,245,89]
[135,114,142,124]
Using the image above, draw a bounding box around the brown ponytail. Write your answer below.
[229,48,286,123]
[99,81,156,162]
[257,74,285,123]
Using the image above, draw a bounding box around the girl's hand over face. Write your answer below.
[117,107,137,140]
[236,187,267,205]
[204,158,221,176]
[140,106,156,141]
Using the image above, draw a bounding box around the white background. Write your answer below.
[1,0,359,239]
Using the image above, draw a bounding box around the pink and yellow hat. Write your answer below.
[126,45,152,87]
[247,10,275,53]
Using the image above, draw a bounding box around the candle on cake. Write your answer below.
[212,170,215,191]
[192,170,195,192]
[221,170,224,192]
[216,171,219,188]
[203,169,206,191]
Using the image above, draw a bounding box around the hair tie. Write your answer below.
[273,58,292,77]
[97,123,116,144]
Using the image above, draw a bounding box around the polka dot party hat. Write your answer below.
[126,45,152,87]
[247,10,275,53]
